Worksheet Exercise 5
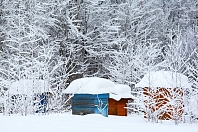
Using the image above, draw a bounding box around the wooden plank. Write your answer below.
[72,99,94,106]
[95,93,109,99]
[73,94,96,100]
[108,98,117,115]
[117,103,127,116]
[94,98,108,105]
[72,104,108,116]
[72,107,94,115]
[116,103,127,116]
[72,105,95,109]
[108,108,117,115]
[117,111,127,116]
[73,93,109,100]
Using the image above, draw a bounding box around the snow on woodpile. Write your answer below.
[110,84,133,101]
[63,77,116,94]
[9,79,51,95]
[136,71,191,88]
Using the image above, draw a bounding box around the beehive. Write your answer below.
[72,93,109,117]
[108,98,131,116]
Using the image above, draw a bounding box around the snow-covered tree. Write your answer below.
[0,0,78,115]
[98,0,163,84]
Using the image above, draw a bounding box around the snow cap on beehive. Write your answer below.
[110,84,134,101]
[136,71,192,88]
[63,77,116,94]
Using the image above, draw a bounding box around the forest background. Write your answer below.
[0,0,197,118]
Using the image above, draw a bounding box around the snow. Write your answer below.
[63,77,134,101]
[63,77,116,94]
[0,113,197,132]
[136,71,192,88]
[8,79,51,95]
[110,84,134,101]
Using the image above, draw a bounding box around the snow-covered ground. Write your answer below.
[0,113,197,132]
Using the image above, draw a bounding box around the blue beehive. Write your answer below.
[72,93,109,117]
[34,93,47,113]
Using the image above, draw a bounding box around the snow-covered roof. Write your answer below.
[63,77,116,94]
[110,84,133,101]
[9,79,51,95]
[136,71,192,88]
[63,77,134,101]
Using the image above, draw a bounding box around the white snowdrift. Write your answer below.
[63,77,134,101]
[136,71,191,88]
[0,114,197,132]
[9,79,51,95]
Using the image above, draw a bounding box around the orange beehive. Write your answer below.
[108,98,131,116]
